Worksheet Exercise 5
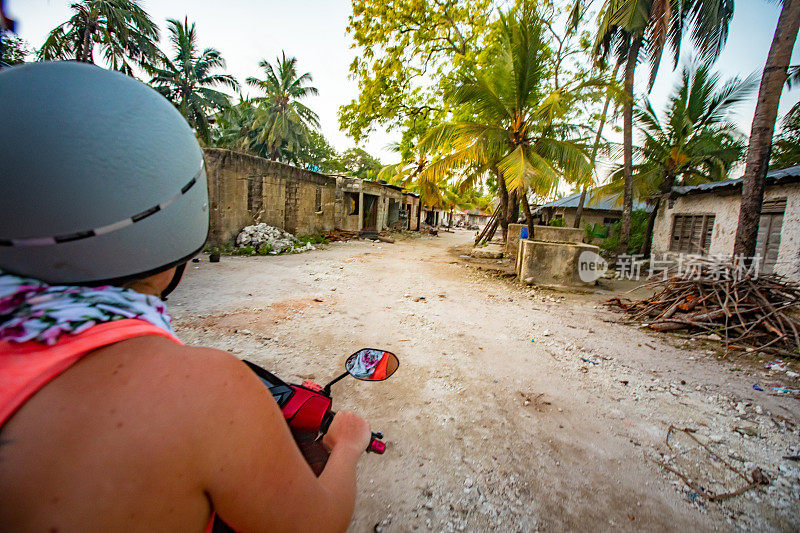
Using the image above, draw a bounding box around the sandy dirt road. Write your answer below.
[169,230,799,532]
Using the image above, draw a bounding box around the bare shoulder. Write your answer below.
[0,335,281,530]
[90,335,273,422]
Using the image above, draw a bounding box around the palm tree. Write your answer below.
[246,52,320,161]
[734,0,800,258]
[213,99,259,152]
[770,105,800,169]
[418,3,591,240]
[38,0,160,75]
[594,0,735,254]
[600,59,756,254]
[150,18,239,144]
[441,181,475,225]
[573,60,621,228]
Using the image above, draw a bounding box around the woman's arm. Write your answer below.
[185,347,370,532]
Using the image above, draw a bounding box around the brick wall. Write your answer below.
[204,149,336,246]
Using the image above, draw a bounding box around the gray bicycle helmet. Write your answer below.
[0,61,209,286]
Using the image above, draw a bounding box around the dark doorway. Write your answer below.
[387,199,400,227]
[425,210,438,226]
[362,194,379,230]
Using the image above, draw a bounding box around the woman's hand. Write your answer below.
[322,411,371,454]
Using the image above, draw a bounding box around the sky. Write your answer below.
[6,0,800,173]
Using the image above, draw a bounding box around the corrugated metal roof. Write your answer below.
[672,165,800,195]
[539,189,651,212]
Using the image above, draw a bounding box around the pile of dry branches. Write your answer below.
[607,258,800,357]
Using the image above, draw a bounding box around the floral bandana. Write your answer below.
[0,271,175,345]
[345,349,387,379]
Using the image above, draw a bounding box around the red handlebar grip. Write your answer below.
[368,439,386,454]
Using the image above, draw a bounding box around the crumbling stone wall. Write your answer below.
[204,149,336,246]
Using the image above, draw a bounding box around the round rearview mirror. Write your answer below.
[345,349,399,381]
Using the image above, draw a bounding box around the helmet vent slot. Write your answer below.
[0,164,203,247]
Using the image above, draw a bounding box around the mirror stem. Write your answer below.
[323,372,349,395]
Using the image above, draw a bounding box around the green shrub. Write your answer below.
[297,234,329,246]
[232,245,256,255]
[548,217,566,227]
[257,244,274,255]
[584,222,609,240]
[600,209,650,255]
[204,243,234,256]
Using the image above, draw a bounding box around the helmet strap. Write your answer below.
[160,262,186,301]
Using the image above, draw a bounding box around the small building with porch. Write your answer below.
[401,192,420,231]
[334,176,404,233]
[651,165,800,281]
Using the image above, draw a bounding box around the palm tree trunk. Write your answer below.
[641,174,676,256]
[521,190,535,240]
[507,188,519,230]
[496,168,510,241]
[575,61,621,229]
[617,38,642,255]
[80,25,93,62]
[573,185,589,229]
[733,0,800,259]
[639,200,659,257]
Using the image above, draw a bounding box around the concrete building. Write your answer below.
[535,189,651,229]
[463,209,492,228]
[204,149,337,246]
[402,192,420,231]
[334,176,404,233]
[651,166,800,280]
[420,206,447,227]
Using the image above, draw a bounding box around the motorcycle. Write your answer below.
[242,347,399,473]
[213,348,399,532]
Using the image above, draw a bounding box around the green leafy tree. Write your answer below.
[594,0,735,254]
[1,34,31,65]
[246,52,320,161]
[573,60,621,228]
[418,3,592,239]
[149,18,239,144]
[770,105,800,169]
[295,130,344,173]
[340,0,496,142]
[341,147,382,180]
[601,59,757,255]
[375,115,443,204]
[440,181,477,223]
[38,0,160,75]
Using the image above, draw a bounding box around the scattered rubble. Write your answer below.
[236,223,316,254]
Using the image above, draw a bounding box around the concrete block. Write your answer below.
[528,225,584,244]
[506,223,526,257]
[471,245,504,259]
[518,239,600,287]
